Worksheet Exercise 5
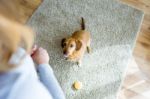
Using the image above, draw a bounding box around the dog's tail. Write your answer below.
[81,17,85,30]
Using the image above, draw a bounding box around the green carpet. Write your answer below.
[28,0,143,98]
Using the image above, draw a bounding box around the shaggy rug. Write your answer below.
[28,0,143,99]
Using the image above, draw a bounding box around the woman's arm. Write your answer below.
[31,46,65,99]
[37,64,65,99]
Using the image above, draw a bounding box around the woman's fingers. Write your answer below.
[31,45,38,55]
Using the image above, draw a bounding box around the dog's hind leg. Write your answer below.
[76,57,83,67]
[77,60,81,67]
[87,39,91,53]
[87,46,91,53]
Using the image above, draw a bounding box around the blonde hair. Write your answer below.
[0,1,34,71]
[0,0,22,22]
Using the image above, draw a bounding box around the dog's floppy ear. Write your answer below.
[75,40,82,51]
[61,38,66,48]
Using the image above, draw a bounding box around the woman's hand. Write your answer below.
[31,45,49,65]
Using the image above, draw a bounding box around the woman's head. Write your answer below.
[0,15,34,72]
[0,1,34,72]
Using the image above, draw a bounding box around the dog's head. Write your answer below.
[61,37,82,57]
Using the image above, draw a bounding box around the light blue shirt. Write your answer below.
[0,55,65,99]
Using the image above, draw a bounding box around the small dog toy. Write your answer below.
[73,81,82,90]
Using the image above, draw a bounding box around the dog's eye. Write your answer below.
[70,44,73,48]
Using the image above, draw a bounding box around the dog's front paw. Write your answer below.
[65,58,70,61]
[77,61,82,67]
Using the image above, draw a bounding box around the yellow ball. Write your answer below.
[73,81,82,90]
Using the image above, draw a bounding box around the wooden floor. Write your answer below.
[118,57,150,99]
[119,0,150,99]
[6,0,150,99]
[120,0,150,80]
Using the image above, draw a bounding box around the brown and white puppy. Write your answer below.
[61,17,91,66]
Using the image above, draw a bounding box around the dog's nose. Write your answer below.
[63,51,67,55]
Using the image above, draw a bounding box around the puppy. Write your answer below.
[61,17,91,66]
